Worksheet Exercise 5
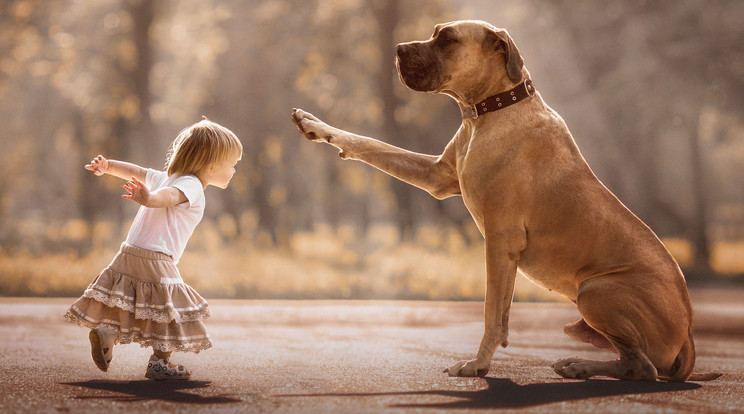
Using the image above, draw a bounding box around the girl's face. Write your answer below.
[208,155,241,189]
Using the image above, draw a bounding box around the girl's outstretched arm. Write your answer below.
[85,155,147,182]
[122,176,188,208]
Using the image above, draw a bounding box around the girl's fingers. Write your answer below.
[123,178,144,194]
[85,162,103,174]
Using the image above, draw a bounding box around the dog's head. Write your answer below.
[395,21,524,103]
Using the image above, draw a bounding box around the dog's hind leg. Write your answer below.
[553,277,678,381]
[552,340,658,381]
[564,317,616,353]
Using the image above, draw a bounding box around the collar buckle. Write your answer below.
[460,104,478,119]
[524,78,536,97]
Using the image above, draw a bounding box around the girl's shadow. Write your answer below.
[62,380,241,404]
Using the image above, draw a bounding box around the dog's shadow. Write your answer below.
[61,379,241,404]
[279,377,702,409]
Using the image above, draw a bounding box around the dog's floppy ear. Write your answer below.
[484,27,524,83]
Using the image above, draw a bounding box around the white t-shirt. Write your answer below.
[125,169,205,264]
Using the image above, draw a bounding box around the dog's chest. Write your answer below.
[458,125,524,185]
[454,126,526,229]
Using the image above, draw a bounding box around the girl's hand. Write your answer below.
[85,155,109,176]
[122,176,151,206]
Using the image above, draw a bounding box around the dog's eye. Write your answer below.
[436,31,458,46]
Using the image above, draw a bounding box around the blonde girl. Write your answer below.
[65,118,242,380]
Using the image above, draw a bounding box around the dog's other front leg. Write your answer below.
[446,226,524,377]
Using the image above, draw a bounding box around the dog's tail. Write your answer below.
[661,330,721,382]
[687,371,723,381]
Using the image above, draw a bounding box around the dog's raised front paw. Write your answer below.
[291,108,330,142]
[444,359,489,377]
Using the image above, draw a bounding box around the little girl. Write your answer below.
[65,118,241,380]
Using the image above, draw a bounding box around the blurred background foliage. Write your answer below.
[1,0,743,299]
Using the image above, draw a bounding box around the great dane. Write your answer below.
[292,20,718,382]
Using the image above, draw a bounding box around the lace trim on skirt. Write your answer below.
[79,269,210,324]
[64,246,212,353]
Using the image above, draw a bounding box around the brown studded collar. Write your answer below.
[459,79,536,119]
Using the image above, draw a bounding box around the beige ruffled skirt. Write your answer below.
[65,243,212,353]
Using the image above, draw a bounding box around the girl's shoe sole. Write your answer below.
[145,372,190,381]
[89,330,109,372]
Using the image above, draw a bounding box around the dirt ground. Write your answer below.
[0,287,742,413]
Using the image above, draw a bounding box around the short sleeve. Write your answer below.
[169,175,204,209]
[146,169,168,189]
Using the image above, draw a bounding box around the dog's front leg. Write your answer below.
[446,228,523,377]
[292,108,460,199]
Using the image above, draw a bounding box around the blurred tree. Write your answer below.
[371,0,414,240]
[1,0,741,280]
[541,0,744,273]
[0,0,228,251]
[294,0,461,242]
[120,0,155,165]
[197,0,322,247]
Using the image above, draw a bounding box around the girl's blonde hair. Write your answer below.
[166,118,242,176]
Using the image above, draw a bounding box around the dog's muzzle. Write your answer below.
[395,43,442,92]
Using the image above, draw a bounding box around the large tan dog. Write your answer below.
[292,20,716,382]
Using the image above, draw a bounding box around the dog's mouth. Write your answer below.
[395,56,418,88]
[395,44,442,93]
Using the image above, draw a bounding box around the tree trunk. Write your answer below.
[125,0,155,165]
[371,0,413,241]
[689,111,712,274]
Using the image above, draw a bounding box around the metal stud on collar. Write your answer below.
[460,78,536,119]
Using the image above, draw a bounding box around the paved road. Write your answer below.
[0,288,742,413]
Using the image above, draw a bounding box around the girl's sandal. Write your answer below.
[145,354,191,380]
[89,328,116,372]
